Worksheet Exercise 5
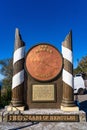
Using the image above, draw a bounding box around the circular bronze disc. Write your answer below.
[25,43,63,81]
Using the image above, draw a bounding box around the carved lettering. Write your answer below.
[8,115,79,122]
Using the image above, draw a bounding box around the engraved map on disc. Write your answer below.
[25,43,63,81]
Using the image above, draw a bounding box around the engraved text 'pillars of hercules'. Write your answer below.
[12,28,25,107]
[61,31,75,107]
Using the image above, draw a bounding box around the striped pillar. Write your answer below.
[61,30,75,107]
[11,28,25,107]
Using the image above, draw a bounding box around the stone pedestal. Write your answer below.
[0,109,86,122]
[7,105,25,111]
[61,106,79,112]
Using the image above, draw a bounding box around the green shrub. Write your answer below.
[1,88,11,108]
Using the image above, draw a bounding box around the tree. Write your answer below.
[74,55,87,79]
[0,58,13,107]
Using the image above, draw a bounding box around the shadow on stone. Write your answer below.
[79,100,87,121]
[9,122,39,130]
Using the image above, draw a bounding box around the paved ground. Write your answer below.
[0,95,87,130]
[0,122,87,130]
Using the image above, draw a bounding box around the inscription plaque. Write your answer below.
[8,114,79,122]
[32,84,55,102]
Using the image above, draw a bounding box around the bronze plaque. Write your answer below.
[8,114,79,122]
[25,43,63,81]
[32,84,55,102]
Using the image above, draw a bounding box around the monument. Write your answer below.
[7,28,82,122]
[11,28,77,109]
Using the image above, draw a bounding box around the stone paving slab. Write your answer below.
[0,122,87,130]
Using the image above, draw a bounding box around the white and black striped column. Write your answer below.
[61,30,75,107]
[12,28,25,107]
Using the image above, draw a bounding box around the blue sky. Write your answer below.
[0,0,87,80]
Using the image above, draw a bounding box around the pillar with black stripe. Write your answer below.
[61,30,75,108]
[11,28,25,107]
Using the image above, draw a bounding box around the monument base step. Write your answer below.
[0,109,86,122]
[61,106,79,112]
[8,109,86,122]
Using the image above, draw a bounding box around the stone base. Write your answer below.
[61,105,79,112]
[7,105,25,111]
[21,109,86,122]
[0,109,86,122]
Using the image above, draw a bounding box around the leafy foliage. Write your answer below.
[78,56,87,72]
[74,55,87,79]
[0,58,13,107]
[1,87,12,107]
[0,58,13,80]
